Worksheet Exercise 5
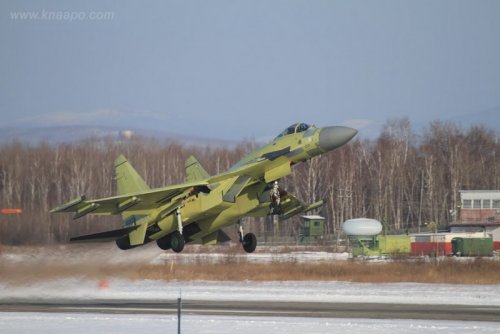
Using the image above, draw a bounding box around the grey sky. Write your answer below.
[1,0,499,140]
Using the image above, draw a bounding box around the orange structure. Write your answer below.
[1,208,22,214]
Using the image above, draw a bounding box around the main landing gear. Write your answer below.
[156,208,185,253]
[238,221,257,253]
[156,231,185,253]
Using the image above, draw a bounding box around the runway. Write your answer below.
[1,300,499,322]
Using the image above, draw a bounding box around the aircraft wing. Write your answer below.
[50,180,209,219]
[279,193,324,219]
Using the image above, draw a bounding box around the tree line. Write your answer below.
[0,118,499,245]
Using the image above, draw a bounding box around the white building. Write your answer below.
[450,190,500,250]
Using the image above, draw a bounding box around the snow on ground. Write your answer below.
[0,312,499,334]
[2,246,500,332]
[2,279,500,306]
[2,245,500,306]
[154,250,351,264]
[0,243,351,265]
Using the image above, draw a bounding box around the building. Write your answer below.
[450,190,500,250]
[299,215,325,243]
[459,190,500,224]
[410,232,488,256]
[352,235,411,257]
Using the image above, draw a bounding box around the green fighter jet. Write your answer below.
[51,123,357,253]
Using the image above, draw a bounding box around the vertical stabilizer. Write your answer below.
[115,155,150,195]
[185,155,210,182]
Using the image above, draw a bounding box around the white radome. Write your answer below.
[121,130,134,139]
[342,218,382,236]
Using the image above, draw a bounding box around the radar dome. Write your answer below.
[342,218,382,236]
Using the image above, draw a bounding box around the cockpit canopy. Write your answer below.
[275,123,312,139]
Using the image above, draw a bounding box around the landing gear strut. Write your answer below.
[238,221,257,253]
[269,180,283,215]
[156,208,185,253]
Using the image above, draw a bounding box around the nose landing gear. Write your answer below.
[238,221,257,253]
[269,180,283,215]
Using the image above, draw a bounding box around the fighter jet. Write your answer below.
[51,123,357,253]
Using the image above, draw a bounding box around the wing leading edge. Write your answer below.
[50,180,209,219]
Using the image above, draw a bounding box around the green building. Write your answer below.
[451,237,493,257]
[299,215,325,243]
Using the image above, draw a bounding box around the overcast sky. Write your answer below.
[1,0,499,140]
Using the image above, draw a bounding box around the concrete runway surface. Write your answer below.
[1,300,499,322]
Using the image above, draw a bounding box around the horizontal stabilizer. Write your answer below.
[70,225,139,243]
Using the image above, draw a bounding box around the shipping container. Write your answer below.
[410,233,450,256]
[377,235,411,255]
[451,237,493,257]
[350,235,410,257]
[410,232,487,256]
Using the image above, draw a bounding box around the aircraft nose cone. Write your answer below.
[318,126,358,151]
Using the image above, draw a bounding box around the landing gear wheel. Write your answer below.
[116,236,133,250]
[156,231,185,252]
[170,231,185,253]
[156,235,171,250]
[242,233,257,253]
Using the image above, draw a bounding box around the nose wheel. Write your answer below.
[242,233,257,253]
[238,221,257,253]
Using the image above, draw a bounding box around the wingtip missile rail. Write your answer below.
[49,196,86,213]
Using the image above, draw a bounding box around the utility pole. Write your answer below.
[177,289,182,334]
[418,171,424,233]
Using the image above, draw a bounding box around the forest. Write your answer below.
[0,118,499,245]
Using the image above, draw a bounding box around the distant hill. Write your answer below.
[0,126,237,147]
[2,109,498,146]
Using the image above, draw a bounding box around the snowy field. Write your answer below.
[0,243,351,265]
[1,312,499,334]
[2,277,500,333]
[2,279,500,306]
[2,246,500,333]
